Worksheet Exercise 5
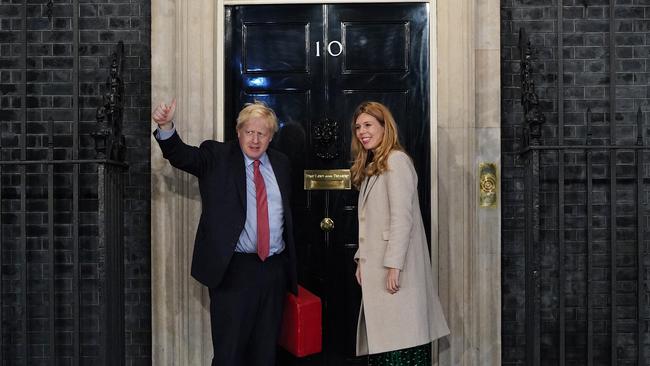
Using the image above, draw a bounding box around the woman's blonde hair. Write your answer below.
[350,101,404,188]
[236,101,279,134]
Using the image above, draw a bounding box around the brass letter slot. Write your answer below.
[304,169,351,190]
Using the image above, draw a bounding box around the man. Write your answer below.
[152,99,297,366]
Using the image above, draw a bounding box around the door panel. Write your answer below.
[243,23,310,72]
[328,4,431,239]
[226,5,429,365]
[225,4,325,149]
[343,22,409,72]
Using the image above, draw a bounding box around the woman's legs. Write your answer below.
[367,343,431,366]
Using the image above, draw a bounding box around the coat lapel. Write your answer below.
[359,174,379,209]
[228,142,246,208]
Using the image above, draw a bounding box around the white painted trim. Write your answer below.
[216,1,225,141]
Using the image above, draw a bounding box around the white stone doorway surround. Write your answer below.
[151,0,501,364]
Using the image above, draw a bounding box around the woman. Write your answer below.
[350,101,449,365]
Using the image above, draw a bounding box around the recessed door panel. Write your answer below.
[343,22,409,72]
[243,23,310,73]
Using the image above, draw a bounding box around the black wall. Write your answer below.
[0,1,151,365]
[502,1,649,365]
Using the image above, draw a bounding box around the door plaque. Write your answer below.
[304,169,351,190]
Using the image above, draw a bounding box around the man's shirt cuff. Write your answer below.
[155,123,175,140]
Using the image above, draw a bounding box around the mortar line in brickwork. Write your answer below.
[523,145,649,151]
[0,160,127,166]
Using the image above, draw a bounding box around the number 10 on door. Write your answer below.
[315,41,343,57]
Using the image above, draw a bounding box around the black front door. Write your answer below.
[225,4,430,365]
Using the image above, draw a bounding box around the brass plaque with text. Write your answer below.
[304,169,351,190]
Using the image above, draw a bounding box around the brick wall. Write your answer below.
[0,1,150,365]
[502,1,649,365]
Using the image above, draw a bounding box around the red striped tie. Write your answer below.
[254,160,270,261]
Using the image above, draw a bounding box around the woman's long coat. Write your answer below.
[354,150,450,355]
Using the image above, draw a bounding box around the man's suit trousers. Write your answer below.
[209,252,288,366]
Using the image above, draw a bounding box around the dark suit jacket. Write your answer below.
[155,131,298,294]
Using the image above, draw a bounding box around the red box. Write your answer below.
[278,286,322,357]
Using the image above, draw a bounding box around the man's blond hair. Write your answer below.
[236,101,279,134]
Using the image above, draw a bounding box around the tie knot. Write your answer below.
[254,159,261,168]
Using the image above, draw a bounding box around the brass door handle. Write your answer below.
[320,217,334,232]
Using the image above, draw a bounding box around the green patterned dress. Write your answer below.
[367,343,431,366]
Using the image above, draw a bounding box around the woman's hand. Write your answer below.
[355,264,362,286]
[386,268,400,294]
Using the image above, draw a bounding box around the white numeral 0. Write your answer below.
[316,41,343,57]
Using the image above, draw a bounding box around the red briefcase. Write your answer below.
[278,286,322,357]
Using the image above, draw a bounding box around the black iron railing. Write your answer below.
[519,24,648,366]
[0,39,127,365]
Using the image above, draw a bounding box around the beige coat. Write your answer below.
[354,150,449,355]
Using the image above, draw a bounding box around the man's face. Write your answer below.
[237,116,273,160]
